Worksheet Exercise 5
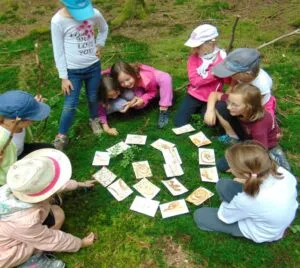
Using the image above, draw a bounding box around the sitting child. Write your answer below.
[98,74,137,135]
[205,83,290,171]
[0,90,52,185]
[194,141,298,243]
[108,61,173,128]
[0,148,96,268]
[174,24,226,127]
[210,48,276,142]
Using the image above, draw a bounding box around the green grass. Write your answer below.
[0,0,299,267]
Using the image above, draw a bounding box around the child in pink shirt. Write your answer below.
[109,62,173,128]
[174,24,226,127]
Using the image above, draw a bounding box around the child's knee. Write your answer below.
[51,205,65,226]
[193,208,211,229]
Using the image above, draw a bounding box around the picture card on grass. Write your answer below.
[106,141,130,156]
[133,178,160,199]
[189,132,211,147]
[200,166,219,183]
[164,163,184,177]
[125,134,147,145]
[199,148,215,165]
[172,124,195,135]
[132,161,153,179]
[92,151,110,166]
[92,166,117,187]
[130,196,160,217]
[107,178,133,201]
[160,199,189,219]
[151,138,175,151]
[162,147,182,165]
[186,187,214,206]
[162,178,188,196]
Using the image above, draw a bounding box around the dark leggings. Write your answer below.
[18,143,54,160]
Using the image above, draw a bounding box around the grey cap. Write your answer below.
[213,48,260,78]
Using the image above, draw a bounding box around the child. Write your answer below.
[194,141,298,243]
[174,24,226,127]
[205,84,290,171]
[0,148,96,267]
[51,0,108,150]
[210,48,276,141]
[109,61,173,128]
[98,74,137,135]
[0,90,51,185]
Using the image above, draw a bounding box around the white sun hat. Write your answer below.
[7,149,72,203]
[184,24,218,48]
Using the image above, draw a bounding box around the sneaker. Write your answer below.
[158,110,169,129]
[17,252,65,268]
[89,118,103,135]
[269,145,291,171]
[216,134,239,144]
[53,135,69,151]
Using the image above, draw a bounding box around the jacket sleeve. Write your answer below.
[218,198,249,224]
[139,80,157,106]
[187,55,220,87]
[98,104,108,124]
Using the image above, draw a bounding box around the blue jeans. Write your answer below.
[59,61,101,135]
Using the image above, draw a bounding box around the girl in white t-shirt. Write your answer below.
[194,141,298,243]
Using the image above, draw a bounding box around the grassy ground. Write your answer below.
[0,0,300,267]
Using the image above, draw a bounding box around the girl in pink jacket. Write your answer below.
[174,24,226,127]
[109,62,173,128]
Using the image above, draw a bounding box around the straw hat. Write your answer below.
[7,149,72,203]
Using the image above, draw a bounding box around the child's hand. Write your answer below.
[103,124,119,136]
[34,94,47,102]
[96,46,102,57]
[61,79,73,95]
[204,110,216,126]
[233,177,245,184]
[77,180,97,188]
[131,97,144,108]
[81,232,96,248]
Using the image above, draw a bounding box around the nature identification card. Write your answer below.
[151,138,175,151]
[198,148,215,165]
[133,178,160,199]
[162,147,182,165]
[132,161,153,179]
[163,163,184,177]
[186,187,214,206]
[160,199,189,219]
[172,124,195,135]
[92,166,117,187]
[107,178,133,201]
[130,196,160,217]
[92,151,110,166]
[162,178,188,196]
[189,132,212,147]
[200,167,219,183]
[106,141,130,156]
[125,134,147,145]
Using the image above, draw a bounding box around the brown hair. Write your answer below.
[231,83,264,121]
[225,141,282,196]
[110,62,141,87]
[98,74,120,105]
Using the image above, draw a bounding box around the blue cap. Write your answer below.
[0,90,50,121]
[213,48,260,78]
[61,0,94,21]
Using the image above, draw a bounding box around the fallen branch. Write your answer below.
[174,82,188,92]
[227,15,240,53]
[257,29,300,50]
[34,42,44,96]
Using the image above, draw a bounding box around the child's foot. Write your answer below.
[216,134,239,144]
[158,110,169,128]
[53,134,69,151]
[269,145,291,171]
[89,118,103,135]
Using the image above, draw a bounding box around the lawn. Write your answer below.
[0,0,299,267]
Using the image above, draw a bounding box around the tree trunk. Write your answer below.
[111,0,147,28]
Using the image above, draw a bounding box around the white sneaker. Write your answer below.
[89,118,103,135]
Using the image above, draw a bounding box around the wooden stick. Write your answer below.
[34,42,44,96]
[227,15,240,53]
[257,29,300,50]
[174,82,188,92]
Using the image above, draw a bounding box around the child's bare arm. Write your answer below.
[204,92,223,126]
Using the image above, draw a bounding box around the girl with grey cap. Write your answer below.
[0,90,52,185]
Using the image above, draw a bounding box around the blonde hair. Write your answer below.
[231,83,264,121]
[225,141,282,196]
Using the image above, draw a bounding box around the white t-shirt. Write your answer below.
[218,167,298,243]
[250,68,273,105]
[0,126,25,156]
[51,8,108,79]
